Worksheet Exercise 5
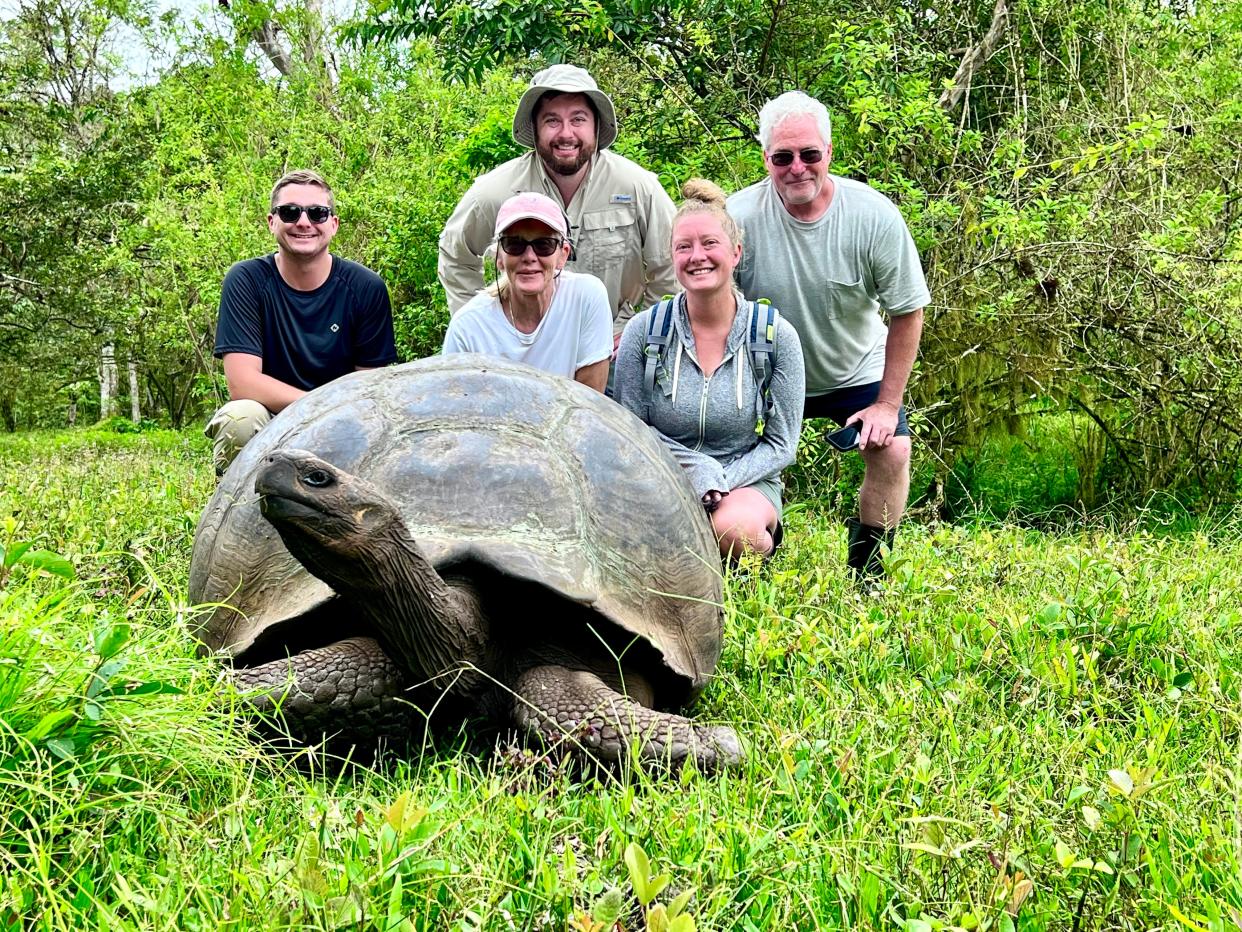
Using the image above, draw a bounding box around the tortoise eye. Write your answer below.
[302,468,334,488]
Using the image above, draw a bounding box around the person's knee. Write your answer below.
[206,399,271,473]
[712,508,772,557]
[862,435,911,476]
[716,525,769,558]
[207,399,270,443]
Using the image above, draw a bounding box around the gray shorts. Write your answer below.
[747,474,783,518]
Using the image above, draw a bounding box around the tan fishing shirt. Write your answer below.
[438,150,677,335]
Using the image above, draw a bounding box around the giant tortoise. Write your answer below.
[188,355,741,769]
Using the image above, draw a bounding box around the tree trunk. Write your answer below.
[128,358,140,423]
[67,399,77,427]
[252,18,295,77]
[302,0,335,79]
[99,343,118,420]
[0,393,15,432]
[217,0,337,98]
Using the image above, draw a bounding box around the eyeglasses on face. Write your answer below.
[768,148,825,167]
[498,235,563,257]
[273,204,333,224]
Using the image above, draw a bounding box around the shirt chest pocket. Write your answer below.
[823,275,877,319]
[578,208,636,270]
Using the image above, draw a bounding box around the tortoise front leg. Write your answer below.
[512,665,743,771]
[229,636,420,746]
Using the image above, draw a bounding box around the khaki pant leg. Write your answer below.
[205,399,272,475]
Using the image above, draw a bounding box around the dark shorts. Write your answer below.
[803,381,910,436]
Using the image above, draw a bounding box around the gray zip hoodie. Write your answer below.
[614,292,805,499]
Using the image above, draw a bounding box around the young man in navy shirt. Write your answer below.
[207,169,397,473]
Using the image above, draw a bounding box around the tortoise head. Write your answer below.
[256,450,403,586]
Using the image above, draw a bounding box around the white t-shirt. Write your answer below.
[442,270,613,378]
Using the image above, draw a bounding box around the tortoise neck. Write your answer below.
[330,523,488,688]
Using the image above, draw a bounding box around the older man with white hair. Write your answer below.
[728,91,931,581]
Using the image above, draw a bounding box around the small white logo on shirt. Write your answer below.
[330,323,340,333]
[610,194,634,204]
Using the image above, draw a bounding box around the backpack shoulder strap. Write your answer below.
[748,299,778,436]
[642,296,677,416]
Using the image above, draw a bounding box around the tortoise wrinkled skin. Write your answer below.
[188,355,738,769]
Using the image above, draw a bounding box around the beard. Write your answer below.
[536,138,596,177]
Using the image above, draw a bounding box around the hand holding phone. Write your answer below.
[826,421,861,452]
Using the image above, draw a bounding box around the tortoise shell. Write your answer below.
[188,355,724,696]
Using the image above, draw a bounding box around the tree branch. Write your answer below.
[251,17,295,77]
[938,0,1010,112]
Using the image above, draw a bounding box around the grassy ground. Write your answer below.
[1,429,1240,931]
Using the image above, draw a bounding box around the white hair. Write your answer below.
[757,91,832,151]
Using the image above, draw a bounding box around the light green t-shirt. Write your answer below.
[728,176,930,396]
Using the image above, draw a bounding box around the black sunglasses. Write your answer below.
[768,148,826,167]
[273,204,333,224]
[498,235,563,258]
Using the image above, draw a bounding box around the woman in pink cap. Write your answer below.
[442,191,613,391]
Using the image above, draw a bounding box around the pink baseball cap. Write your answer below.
[494,192,569,239]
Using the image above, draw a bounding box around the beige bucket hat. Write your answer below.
[512,64,618,150]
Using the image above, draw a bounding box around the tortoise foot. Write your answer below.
[228,636,422,748]
[512,665,743,772]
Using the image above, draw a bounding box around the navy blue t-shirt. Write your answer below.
[213,254,398,391]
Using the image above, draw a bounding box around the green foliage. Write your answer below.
[0,532,74,589]
[941,414,1087,521]
[94,415,162,434]
[5,0,1242,501]
[4,431,1242,930]
[622,841,697,931]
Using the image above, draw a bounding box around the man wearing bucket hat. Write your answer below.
[439,65,677,350]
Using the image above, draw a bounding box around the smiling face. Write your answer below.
[672,213,742,297]
[498,218,570,301]
[267,182,339,261]
[763,115,833,218]
[534,92,597,177]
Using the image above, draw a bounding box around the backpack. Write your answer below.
[642,294,778,436]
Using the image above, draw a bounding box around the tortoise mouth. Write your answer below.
[258,490,328,525]
[255,451,344,520]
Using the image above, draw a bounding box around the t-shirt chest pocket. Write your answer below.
[823,274,876,320]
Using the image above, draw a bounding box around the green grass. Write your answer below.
[2,429,1241,931]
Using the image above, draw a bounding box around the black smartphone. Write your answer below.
[826,422,861,452]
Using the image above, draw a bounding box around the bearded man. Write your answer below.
[439,65,676,353]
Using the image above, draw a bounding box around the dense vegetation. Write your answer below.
[3,430,1242,930]
[3,1,1242,928]
[1,0,1240,507]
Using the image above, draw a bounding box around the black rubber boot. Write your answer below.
[847,518,895,580]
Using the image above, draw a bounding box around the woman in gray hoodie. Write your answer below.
[615,179,805,558]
